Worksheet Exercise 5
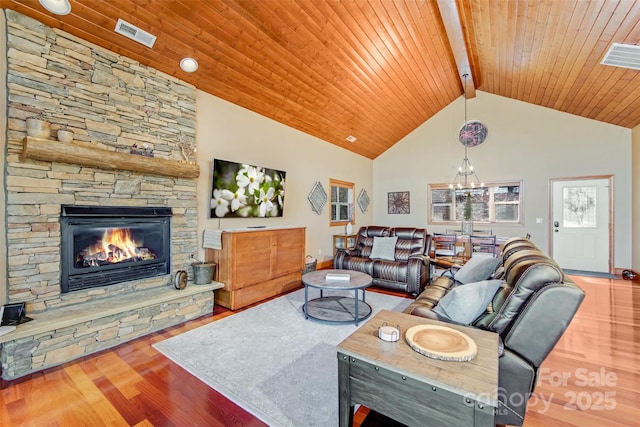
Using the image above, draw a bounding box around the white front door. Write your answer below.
[551,178,611,272]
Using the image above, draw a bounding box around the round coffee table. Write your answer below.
[301,269,373,325]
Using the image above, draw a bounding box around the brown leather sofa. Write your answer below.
[333,225,430,294]
[404,237,585,426]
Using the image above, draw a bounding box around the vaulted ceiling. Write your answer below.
[2,0,640,159]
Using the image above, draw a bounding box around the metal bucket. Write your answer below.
[192,262,216,285]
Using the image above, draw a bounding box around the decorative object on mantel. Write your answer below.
[178,137,196,163]
[130,143,154,157]
[388,191,410,214]
[345,221,353,235]
[357,188,370,213]
[307,181,328,215]
[26,113,51,139]
[450,73,484,190]
[405,324,477,362]
[56,126,74,143]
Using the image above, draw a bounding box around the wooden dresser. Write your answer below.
[205,227,305,310]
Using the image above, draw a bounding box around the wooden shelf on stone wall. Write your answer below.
[22,136,200,179]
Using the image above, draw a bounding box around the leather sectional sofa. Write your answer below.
[404,236,585,426]
[333,225,430,294]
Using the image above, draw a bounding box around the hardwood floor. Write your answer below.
[1,275,638,426]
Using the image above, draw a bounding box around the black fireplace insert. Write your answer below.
[60,205,172,293]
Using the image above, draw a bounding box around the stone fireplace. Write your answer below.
[0,11,222,380]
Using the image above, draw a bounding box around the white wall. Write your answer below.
[195,91,373,264]
[373,91,632,269]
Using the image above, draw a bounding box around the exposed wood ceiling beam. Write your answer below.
[436,0,476,98]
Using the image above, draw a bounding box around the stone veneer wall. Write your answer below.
[4,10,199,313]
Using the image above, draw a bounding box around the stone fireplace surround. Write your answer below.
[0,11,222,380]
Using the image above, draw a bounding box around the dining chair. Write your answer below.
[431,233,461,257]
[469,234,498,256]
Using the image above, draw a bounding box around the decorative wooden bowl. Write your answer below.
[405,324,477,362]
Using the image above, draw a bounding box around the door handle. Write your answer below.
[554,221,559,227]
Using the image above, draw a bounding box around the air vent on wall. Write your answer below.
[114,18,157,48]
[601,43,640,71]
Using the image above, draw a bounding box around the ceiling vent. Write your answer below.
[114,18,156,48]
[601,43,640,70]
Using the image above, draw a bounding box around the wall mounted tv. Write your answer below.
[210,159,286,218]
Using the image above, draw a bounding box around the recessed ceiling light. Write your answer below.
[39,0,71,15]
[180,58,199,73]
[346,135,357,143]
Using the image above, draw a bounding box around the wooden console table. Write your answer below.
[337,310,498,426]
[205,227,305,310]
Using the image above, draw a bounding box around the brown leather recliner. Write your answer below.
[333,225,430,294]
[404,237,585,426]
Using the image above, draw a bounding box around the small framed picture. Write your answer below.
[388,191,410,214]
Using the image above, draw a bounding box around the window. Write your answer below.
[429,181,522,224]
[330,178,354,226]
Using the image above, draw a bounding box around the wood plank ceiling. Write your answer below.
[2,0,640,159]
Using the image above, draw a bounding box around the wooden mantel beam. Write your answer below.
[22,137,200,179]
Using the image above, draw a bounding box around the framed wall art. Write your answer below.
[357,188,370,213]
[307,181,327,215]
[388,191,410,214]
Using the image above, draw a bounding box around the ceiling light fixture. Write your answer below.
[39,0,71,15]
[346,135,357,143]
[180,58,199,73]
[450,73,484,190]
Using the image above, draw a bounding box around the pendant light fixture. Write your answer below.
[450,73,484,190]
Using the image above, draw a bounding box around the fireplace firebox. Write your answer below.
[61,205,172,293]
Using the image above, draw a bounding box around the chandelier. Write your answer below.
[450,73,484,190]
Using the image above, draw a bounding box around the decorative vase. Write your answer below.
[345,221,353,235]
[57,129,74,143]
[26,118,51,139]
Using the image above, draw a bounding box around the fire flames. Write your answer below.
[77,228,157,267]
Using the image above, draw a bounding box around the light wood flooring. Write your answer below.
[1,275,638,426]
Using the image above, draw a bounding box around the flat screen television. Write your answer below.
[210,158,286,218]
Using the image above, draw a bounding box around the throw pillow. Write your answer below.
[369,236,398,261]
[433,279,503,324]
[454,253,501,284]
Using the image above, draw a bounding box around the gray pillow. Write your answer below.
[369,236,398,261]
[433,279,503,324]
[454,254,501,284]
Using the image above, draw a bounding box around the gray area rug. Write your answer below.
[153,288,412,427]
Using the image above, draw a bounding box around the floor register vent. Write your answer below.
[114,18,157,48]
